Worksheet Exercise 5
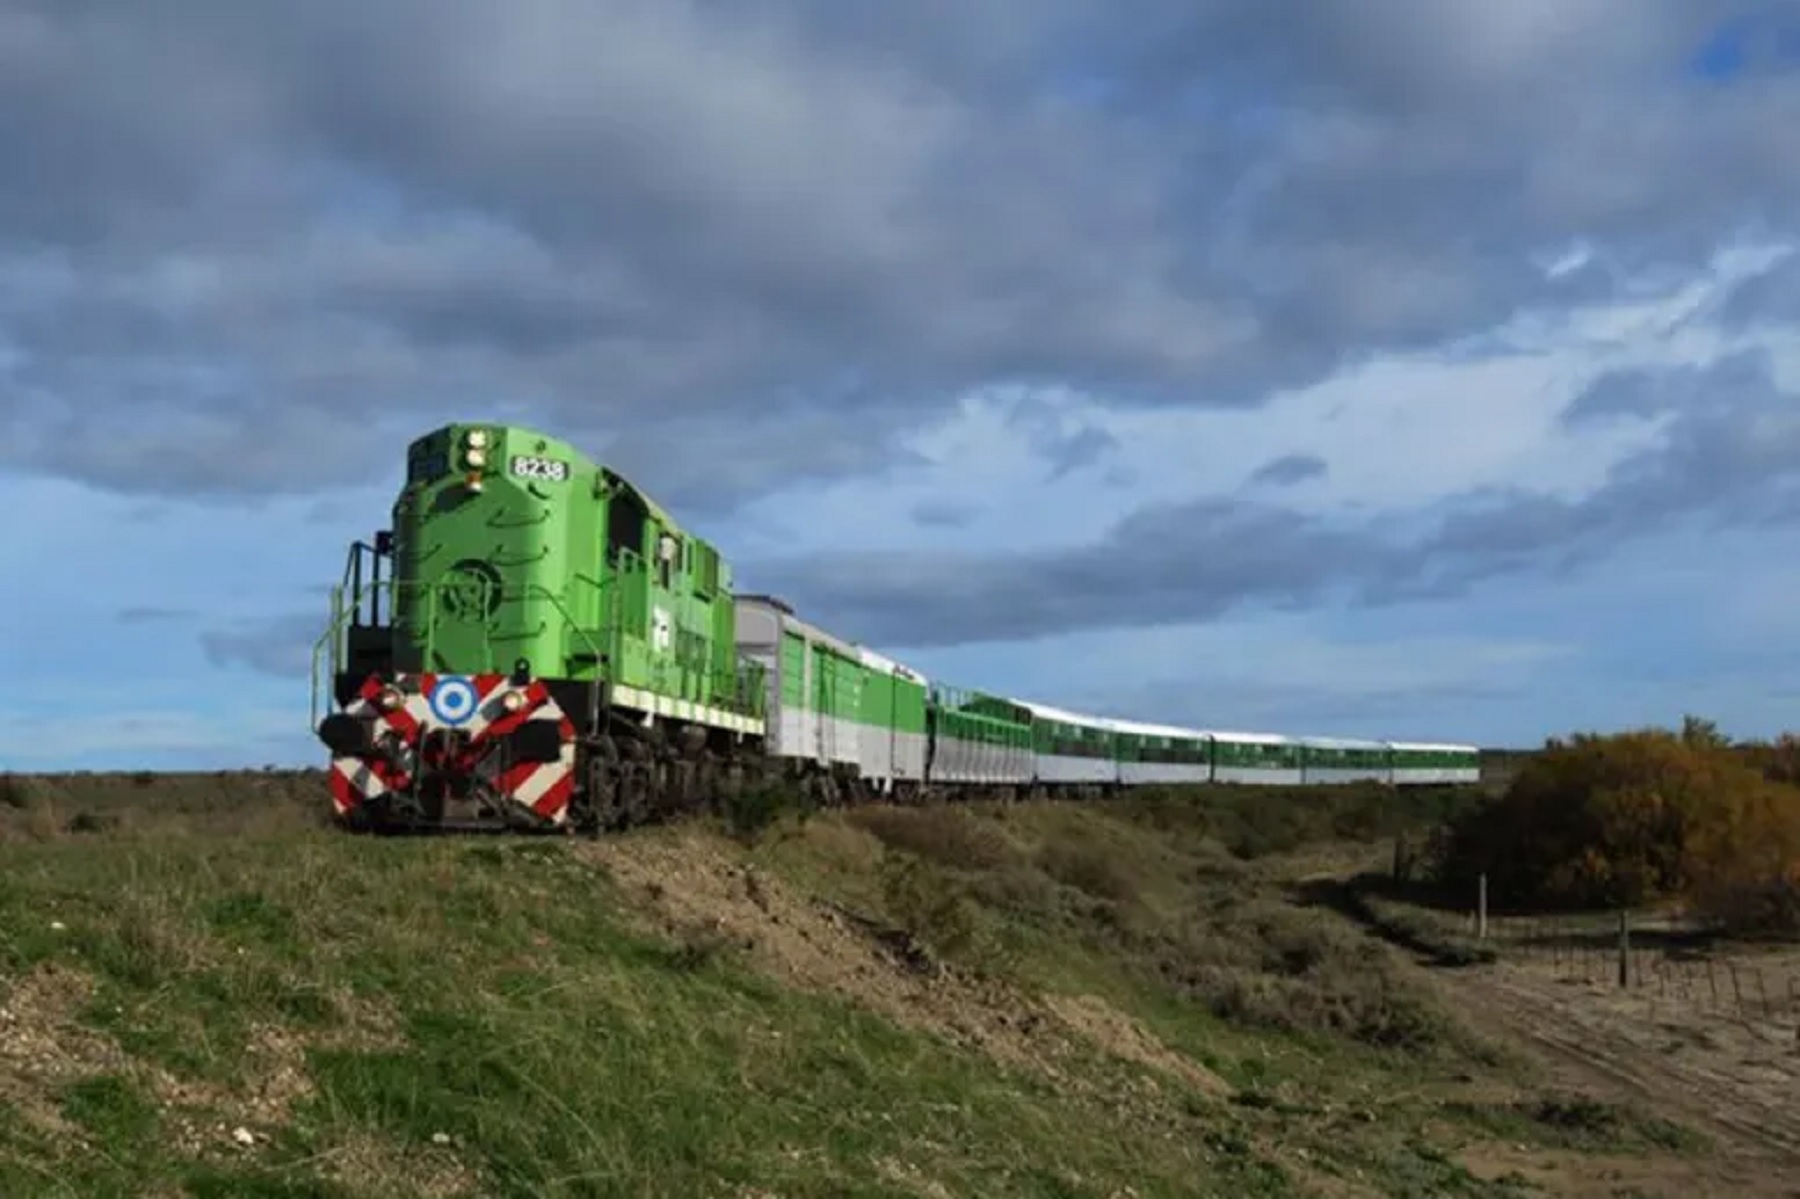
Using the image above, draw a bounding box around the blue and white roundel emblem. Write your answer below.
[429,676,479,725]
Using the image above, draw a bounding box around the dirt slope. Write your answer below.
[581,824,1232,1098]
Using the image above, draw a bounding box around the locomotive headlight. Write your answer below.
[377,686,404,711]
[465,429,488,449]
[500,690,526,714]
[464,448,487,468]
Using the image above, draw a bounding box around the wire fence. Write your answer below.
[1462,899,1800,1037]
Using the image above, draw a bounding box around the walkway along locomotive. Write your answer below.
[311,422,1481,832]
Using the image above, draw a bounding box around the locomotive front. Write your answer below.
[313,423,595,831]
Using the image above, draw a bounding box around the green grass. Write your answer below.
[1441,1094,1709,1156]
[0,773,1705,1198]
[0,834,1279,1197]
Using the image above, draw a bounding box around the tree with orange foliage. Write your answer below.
[1434,719,1800,933]
[1683,773,1800,934]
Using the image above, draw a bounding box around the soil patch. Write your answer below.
[1438,955,1800,1195]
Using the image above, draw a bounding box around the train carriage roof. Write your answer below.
[1386,740,1481,753]
[735,593,929,683]
[1013,698,1116,731]
[1104,716,1213,740]
[1018,705,1296,745]
[857,645,927,684]
[1191,728,1293,745]
[1297,734,1391,750]
[1097,717,1297,746]
[734,593,860,658]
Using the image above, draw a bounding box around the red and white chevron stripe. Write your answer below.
[328,672,577,826]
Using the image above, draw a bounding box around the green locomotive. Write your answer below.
[315,422,765,831]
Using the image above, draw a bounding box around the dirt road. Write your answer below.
[1439,946,1800,1197]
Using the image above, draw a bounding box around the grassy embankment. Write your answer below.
[0,770,1701,1198]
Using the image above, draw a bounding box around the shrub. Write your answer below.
[1117,783,1483,861]
[1189,910,1450,1051]
[719,779,811,842]
[1035,840,1141,906]
[1736,732,1800,786]
[849,805,1016,872]
[880,853,978,962]
[1433,720,1800,932]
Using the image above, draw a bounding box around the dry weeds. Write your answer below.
[578,824,1234,1101]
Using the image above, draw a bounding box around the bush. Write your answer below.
[850,805,1016,872]
[1184,906,1450,1051]
[1433,719,1800,932]
[1035,840,1141,906]
[1735,731,1800,786]
[880,853,978,962]
[1118,783,1483,861]
[720,779,812,842]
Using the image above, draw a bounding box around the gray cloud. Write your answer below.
[744,497,1385,647]
[1246,453,1328,488]
[200,612,322,680]
[1560,347,1773,427]
[117,607,195,624]
[756,349,1800,647]
[1718,249,1800,328]
[0,1,1795,513]
[910,499,974,529]
[1003,394,1122,479]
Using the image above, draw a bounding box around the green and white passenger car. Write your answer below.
[1021,699,1121,785]
[1387,741,1482,785]
[1107,717,1214,785]
[1208,730,1304,785]
[732,593,927,792]
[1298,735,1393,784]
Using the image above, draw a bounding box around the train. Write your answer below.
[310,422,1482,832]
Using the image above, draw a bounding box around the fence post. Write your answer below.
[1617,909,1630,988]
[1478,873,1488,941]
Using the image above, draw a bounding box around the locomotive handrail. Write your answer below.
[311,575,608,729]
[536,575,607,674]
[313,577,618,684]
[309,579,359,730]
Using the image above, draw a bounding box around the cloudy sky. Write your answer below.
[5,0,1800,771]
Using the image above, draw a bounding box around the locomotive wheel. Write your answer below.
[578,760,614,834]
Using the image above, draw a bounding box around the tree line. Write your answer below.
[1429,716,1800,936]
